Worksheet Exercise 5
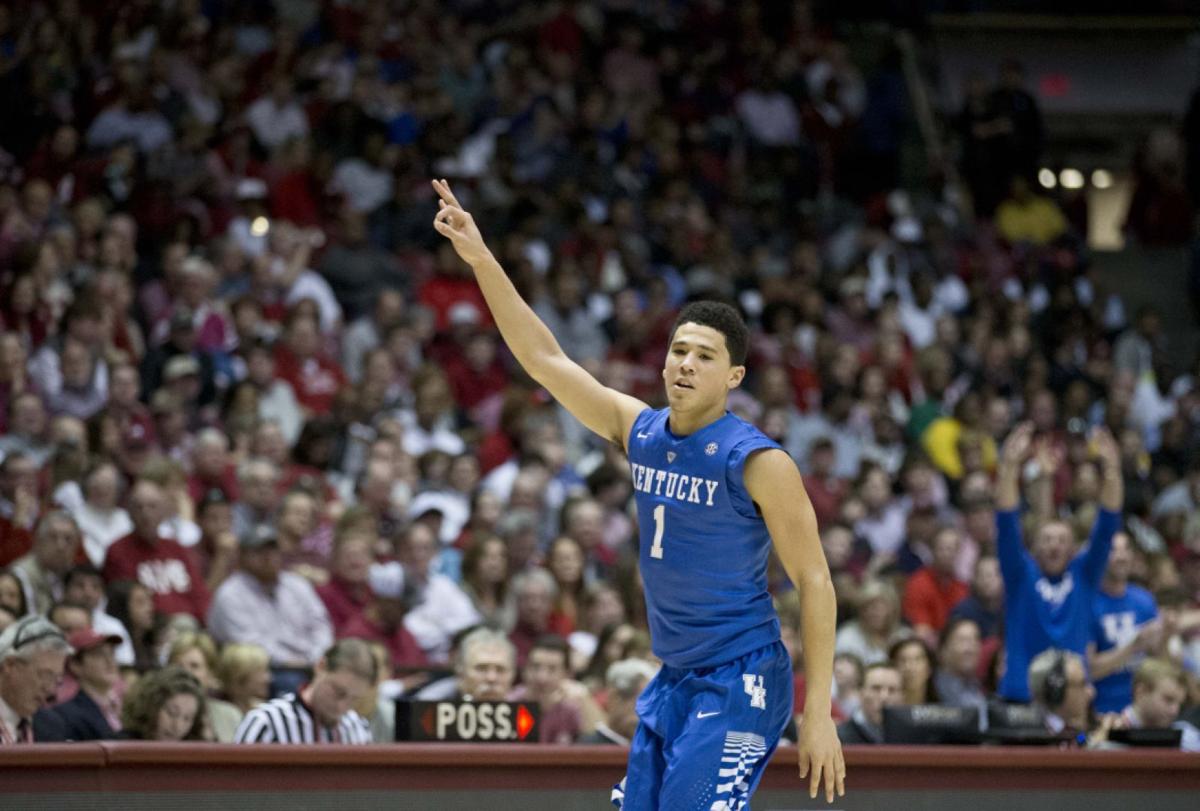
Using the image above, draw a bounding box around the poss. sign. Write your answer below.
[395,700,540,743]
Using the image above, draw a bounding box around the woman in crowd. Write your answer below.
[580,622,637,694]
[167,631,244,742]
[835,579,907,666]
[216,642,271,715]
[106,580,161,674]
[546,535,587,636]
[934,618,988,718]
[890,636,939,706]
[0,569,28,618]
[460,534,514,630]
[70,459,132,568]
[568,582,628,673]
[121,666,207,741]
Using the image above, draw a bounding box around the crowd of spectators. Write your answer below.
[1,0,1199,750]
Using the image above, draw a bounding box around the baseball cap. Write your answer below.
[67,628,122,655]
[240,525,280,550]
[0,616,70,658]
[368,561,406,600]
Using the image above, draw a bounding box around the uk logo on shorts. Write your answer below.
[742,674,766,710]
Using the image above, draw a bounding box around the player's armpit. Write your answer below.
[529,352,648,450]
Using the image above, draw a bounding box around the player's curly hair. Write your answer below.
[669,300,749,366]
[121,665,208,741]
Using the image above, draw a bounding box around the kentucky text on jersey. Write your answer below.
[628,462,720,506]
[627,407,782,670]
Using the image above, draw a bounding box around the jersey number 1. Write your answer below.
[650,504,665,559]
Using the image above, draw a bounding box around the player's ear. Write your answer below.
[727,365,746,390]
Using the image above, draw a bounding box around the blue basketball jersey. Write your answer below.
[627,407,783,670]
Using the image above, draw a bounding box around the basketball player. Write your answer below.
[432,179,844,808]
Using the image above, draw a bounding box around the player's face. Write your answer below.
[663,323,744,410]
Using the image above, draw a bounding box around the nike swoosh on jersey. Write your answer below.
[696,711,721,719]
[637,432,650,439]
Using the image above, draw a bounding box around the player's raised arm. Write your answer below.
[744,448,844,804]
[432,179,646,448]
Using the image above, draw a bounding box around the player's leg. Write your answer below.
[613,667,672,809]
[657,643,794,811]
[613,721,666,810]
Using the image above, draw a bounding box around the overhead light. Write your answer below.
[250,216,270,237]
[1091,169,1113,189]
[1038,168,1057,189]
[1059,168,1084,190]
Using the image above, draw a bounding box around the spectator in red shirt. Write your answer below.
[418,243,492,333]
[442,329,509,413]
[903,526,970,648]
[272,311,346,416]
[337,561,428,671]
[187,429,240,504]
[106,363,156,450]
[102,479,210,620]
[509,568,556,670]
[0,513,33,570]
[804,438,849,528]
[316,528,375,635]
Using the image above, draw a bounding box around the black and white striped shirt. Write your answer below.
[234,693,372,744]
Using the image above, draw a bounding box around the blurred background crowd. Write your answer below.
[1,0,1199,748]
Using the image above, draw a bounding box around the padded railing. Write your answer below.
[2,743,1197,810]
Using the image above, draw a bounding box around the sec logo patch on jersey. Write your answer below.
[705,442,718,456]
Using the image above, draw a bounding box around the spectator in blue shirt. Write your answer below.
[994,423,1122,702]
[1087,531,1160,713]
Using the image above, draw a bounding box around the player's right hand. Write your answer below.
[432,178,493,267]
[798,713,845,803]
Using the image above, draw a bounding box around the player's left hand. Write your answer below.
[797,713,845,803]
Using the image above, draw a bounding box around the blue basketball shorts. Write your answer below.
[612,641,794,811]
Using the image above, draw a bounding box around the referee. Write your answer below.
[234,639,376,744]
